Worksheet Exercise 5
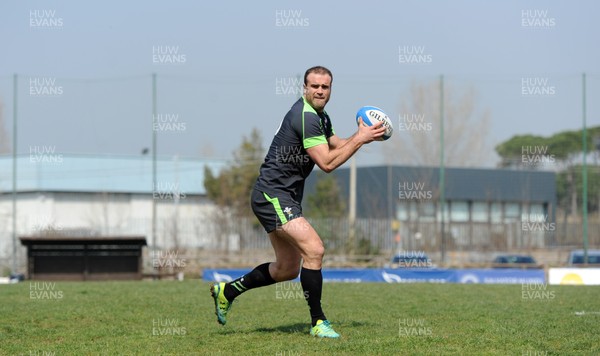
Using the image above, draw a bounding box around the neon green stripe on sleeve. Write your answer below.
[303,135,327,149]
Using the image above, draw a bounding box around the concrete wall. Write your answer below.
[0,191,221,260]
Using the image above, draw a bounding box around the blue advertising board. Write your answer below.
[202,268,545,284]
[452,269,545,284]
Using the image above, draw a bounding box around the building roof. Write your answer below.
[306,165,557,218]
[0,154,228,195]
[20,235,147,245]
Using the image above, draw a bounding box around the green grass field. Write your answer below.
[1,280,598,355]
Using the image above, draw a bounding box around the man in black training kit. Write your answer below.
[210,66,385,338]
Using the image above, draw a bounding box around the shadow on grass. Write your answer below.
[254,323,308,334]
[338,320,370,328]
[254,320,371,334]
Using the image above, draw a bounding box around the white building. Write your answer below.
[0,154,229,264]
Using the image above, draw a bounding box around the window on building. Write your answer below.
[472,202,489,223]
[436,202,450,222]
[396,201,420,221]
[396,201,408,221]
[528,204,546,222]
[490,203,502,224]
[450,201,469,222]
[405,201,416,221]
[419,201,436,222]
[504,203,520,222]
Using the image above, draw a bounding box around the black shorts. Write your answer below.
[251,189,303,233]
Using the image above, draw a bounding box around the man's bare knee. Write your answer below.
[309,244,325,260]
[303,243,324,267]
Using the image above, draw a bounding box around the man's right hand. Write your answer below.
[356,117,386,143]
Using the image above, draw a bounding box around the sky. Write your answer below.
[0,0,599,168]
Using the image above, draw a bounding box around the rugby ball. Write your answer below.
[356,106,393,141]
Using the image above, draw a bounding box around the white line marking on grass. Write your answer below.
[574,311,600,316]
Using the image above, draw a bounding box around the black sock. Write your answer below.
[223,262,276,302]
[300,267,326,327]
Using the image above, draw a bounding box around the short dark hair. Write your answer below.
[304,66,333,85]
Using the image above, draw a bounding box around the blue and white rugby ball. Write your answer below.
[356,106,393,141]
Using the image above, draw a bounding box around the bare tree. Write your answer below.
[198,142,215,158]
[201,205,236,251]
[384,80,491,167]
[164,206,180,250]
[0,100,10,154]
